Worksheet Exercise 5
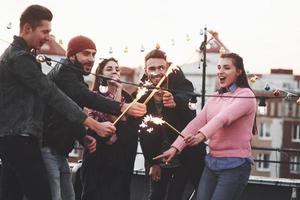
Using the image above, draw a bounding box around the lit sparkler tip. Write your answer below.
[136,87,148,99]
[146,128,154,133]
[150,117,165,125]
[142,115,165,125]
[139,122,147,128]
[143,114,152,123]
[144,80,153,87]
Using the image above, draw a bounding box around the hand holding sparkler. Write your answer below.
[183,131,206,146]
[140,115,184,138]
[113,87,147,125]
[162,91,176,108]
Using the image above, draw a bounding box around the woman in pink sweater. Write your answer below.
[155,53,257,200]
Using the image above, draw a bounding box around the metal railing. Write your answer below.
[252,146,300,165]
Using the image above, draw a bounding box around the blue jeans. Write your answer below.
[196,162,251,200]
[41,147,75,200]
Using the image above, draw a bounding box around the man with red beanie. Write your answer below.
[65,35,97,75]
[42,35,146,200]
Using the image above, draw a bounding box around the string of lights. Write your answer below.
[1,37,299,109]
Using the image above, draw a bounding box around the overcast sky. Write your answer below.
[1,0,300,75]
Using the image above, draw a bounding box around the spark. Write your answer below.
[140,115,184,138]
[113,86,147,125]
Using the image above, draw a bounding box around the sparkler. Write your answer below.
[140,115,184,138]
[113,87,147,125]
[143,64,179,105]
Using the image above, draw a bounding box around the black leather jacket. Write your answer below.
[43,58,123,155]
[0,36,86,141]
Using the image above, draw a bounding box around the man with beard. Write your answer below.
[136,48,206,200]
[42,35,146,200]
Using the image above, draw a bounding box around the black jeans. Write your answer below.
[0,135,52,200]
[148,166,187,200]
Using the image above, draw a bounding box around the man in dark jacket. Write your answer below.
[42,35,146,200]
[137,48,206,200]
[0,5,115,200]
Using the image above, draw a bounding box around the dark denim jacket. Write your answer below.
[0,36,86,141]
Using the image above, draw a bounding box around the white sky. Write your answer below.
[1,0,300,75]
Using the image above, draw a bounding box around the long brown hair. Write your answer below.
[91,57,118,92]
[220,53,257,135]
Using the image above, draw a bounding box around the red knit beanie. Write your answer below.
[66,35,96,57]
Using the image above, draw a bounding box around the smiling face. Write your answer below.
[217,57,242,88]
[22,20,51,50]
[102,60,120,80]
[145,58,168,85]
[71,49,96,75]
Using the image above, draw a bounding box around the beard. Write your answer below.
[74,56,92,76]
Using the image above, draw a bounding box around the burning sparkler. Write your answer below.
[113,87,147,125]
[143,64,179,104]
[140,115,184,138]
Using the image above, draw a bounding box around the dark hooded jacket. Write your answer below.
[43,58,123,155]
[136,68,206,185]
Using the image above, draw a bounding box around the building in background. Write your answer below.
[38,35,66,74]
[251,69,300,178]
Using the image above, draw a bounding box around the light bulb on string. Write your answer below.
[258,97,267,115]
[273,89,280,96]
[58,39,63,45]
[264,83,270,91]
[171,39,175,46]
[285,92,293,100]
[155,43,160,50]
[99,78,108,93]
[200,29,204,35]
[188,96,198,110]
[219,46,226,55]
[36,54,52,66]
[185,34,191,42]
[108,46,113,54]
[140,45,145,52]
[250,75,258,83]
[296,98,300,105]
[6,22,12,29]
[123,46,128,53]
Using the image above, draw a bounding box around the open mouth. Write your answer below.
[219,76,226,82]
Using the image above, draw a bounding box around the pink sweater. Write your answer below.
[172,87,256,158]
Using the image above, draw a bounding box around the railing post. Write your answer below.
[290,187,297,200]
